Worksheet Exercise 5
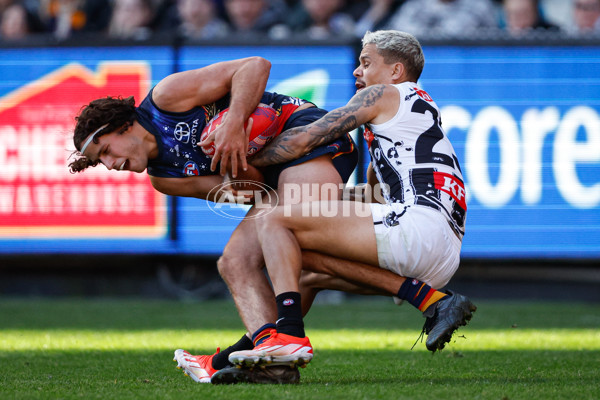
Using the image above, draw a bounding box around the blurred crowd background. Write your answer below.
[1,0,599,43]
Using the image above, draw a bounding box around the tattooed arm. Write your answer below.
[250,84,397,168]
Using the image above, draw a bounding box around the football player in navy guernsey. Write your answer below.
[227,30,477,369]
[69,56,447,384]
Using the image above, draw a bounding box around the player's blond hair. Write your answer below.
[362,30,425,82]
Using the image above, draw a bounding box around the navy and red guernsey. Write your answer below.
[136,89,305,178]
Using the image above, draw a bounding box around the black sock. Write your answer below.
[211,333,253,370]
[275,291,305,338]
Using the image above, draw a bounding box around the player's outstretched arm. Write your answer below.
[150,175,224,201]
[149,164,264,202]
[249,84,389,168]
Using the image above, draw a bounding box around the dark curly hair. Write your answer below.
[68,96,137,173]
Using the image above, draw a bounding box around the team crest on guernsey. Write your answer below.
[183,161,200,176]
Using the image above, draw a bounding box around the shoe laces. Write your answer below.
[411,310,436,350]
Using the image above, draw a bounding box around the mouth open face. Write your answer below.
[355,81,366,91]
[118,160,128,171]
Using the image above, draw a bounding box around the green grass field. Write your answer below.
[0,297,598,400]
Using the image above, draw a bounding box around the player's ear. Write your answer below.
[391,62,404,81]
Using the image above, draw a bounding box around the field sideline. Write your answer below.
[0,298,598,400]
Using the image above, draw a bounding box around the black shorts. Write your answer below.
[263,107,358,188]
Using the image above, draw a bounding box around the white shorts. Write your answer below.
[369,203,462,289]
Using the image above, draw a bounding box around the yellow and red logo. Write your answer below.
[0,63,166,238]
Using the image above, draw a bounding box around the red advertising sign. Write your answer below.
[0,63,166,238]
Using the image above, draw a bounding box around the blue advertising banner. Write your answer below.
[417,46,600,258]
[1,43,598,259]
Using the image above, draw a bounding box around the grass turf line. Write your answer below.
[0,298,598,400]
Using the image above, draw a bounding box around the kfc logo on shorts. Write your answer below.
[174,122,191,143]
[283,299,295,306]
[183,161,199,176]
[411,279,419,285]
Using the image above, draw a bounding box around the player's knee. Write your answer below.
[216,252,244,281]
[255,207,285,236]
[217,242,265,282]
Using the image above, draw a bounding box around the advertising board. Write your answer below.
[0,43,597,259]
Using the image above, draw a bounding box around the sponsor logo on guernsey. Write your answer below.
[174,122,191,143]
[414,87,433,102]
[183,161,199,176]
[433,172,467,210]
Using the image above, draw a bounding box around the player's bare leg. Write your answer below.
[300,250,405,295]
[299,270,385,314]
[228,201,475,366]
[298,251,406,314]
[178,155,358,382]
[218,207,276,335]
[218,154,343,333]
[259,201,380,295]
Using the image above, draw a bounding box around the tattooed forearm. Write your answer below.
[249,85,386,168]
[250,126,309,167]
[309,113,358,146]
[248,126,307,167]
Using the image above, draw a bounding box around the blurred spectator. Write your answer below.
[502,0,560,36]
[385,0,498,38]
[571,0,600,34]
[1,2,32,40]
[39,0,111,39]
[223,0,287,38]
[107,0,154,40]
[0,0,14,14]
[280,0,355,40]
[150,0,179,31]
[177,0,229,39]
[350,0,405,37]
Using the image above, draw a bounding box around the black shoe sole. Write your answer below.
[211,365,300,385]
